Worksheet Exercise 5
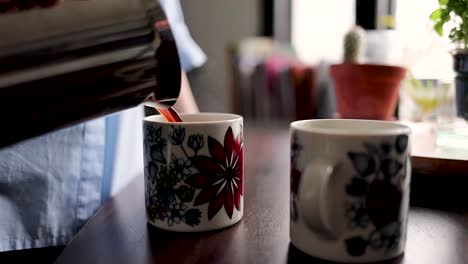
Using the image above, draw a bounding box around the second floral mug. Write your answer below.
[143,113,244,231]
[290,119,411,263]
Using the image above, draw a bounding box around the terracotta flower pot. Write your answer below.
[330,64,407,120]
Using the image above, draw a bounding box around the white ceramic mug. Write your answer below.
[143,113,243,232]
[290,119,411,263]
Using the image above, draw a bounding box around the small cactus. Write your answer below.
[344,26,366,63]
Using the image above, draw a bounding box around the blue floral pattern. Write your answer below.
[187,134,204,155]
[344,135,409,257]
[144,125,205,227]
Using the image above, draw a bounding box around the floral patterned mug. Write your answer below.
[290,119,411,263]
[143,113,243,231]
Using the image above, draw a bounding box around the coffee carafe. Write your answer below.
[0,0,181,148]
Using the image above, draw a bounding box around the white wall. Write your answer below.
[181,0,260,112]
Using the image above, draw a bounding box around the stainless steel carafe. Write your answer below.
[0,0,181,147]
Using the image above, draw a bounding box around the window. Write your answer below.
[292,0,453,79]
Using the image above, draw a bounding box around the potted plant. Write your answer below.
[330,27,407,120]
[431,0,468,119]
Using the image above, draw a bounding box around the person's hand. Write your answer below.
[0,0,62,13]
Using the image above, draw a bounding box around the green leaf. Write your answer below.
[441,11,450,22]
[434,21,444,36]
[453,2,465,16]
[439,0,448,5]
[430,9,443,21]
[446,0,457,10]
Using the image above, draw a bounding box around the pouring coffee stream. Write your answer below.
[150,18,183,123]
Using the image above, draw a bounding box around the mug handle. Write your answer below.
[297,160,339,239]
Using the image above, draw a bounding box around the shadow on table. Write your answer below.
[146,222,248,263]
[287,243,404,264]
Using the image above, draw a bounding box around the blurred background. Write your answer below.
[182,0,455,123]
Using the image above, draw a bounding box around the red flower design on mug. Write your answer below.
[186,127,243,220]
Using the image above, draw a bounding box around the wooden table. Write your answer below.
[56,127,468,264]
[407,122,468,209]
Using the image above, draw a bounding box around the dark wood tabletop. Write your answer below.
[56,127,468,264]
